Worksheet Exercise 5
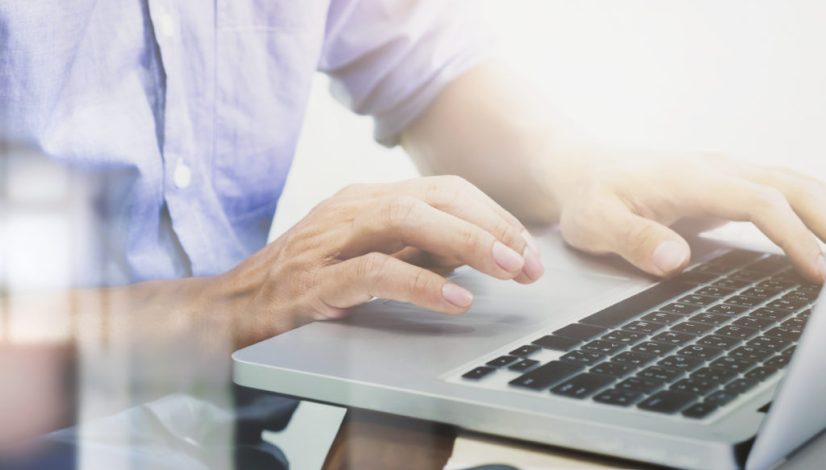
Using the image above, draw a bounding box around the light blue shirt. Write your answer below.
[0,0,490,284]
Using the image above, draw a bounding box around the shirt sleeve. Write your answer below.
[318,0,496,147]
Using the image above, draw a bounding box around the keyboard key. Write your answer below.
[632,341,677,356]
[732,317,774,330]
[593,388,643,407]
[660,303,703,315]
[671,321,715,336]
[554,323,608,341]
[792,287,821,302]
[696,335,740,350]
[725,378,759,394]
[750,308,791,322]
[560,350,605,365]
[487,355,519,368]
[591,361,637,378]
[638,390,696,414]
[706,304,749,316]
[765,299,802,311]
[704,390,738,407]
[463,366,495,380]
[671,378,717,395]
[551,373,614,399]
[602,330,646,345]
[533,335,580,351]
[729,346,772,364]
[741,287,782,300]
[580,281,696,328]
[745,255,789,273]
[747,336,790,352]
[691,366,737,383]
[728,270,766,282]
[765,326,803,342]
[642,312,684,325]
[757,279,790,291]
[712,278,752,290]
[658,355,704,372]
[679,294,718,306]
[781,317,807,330]
[617,377,663,394]
[781,345,796,357]
[725,296,763,308]
[623,321,666,335]
[509,361,584,390]
[651,331,695,346]
[508,359,540,372]
[689,313,730,326]
[707,249,762,268]
[510,345,541,357]
[764,355,791,369]
[744,366,777,382]
[695,286,736,298]
[682,402,719,419]
[638,366,684,382]
[716,325,759,340]
[678,344,723,360]
[613,351,657,367]
[581,339,624,355]
[710,356,753,373]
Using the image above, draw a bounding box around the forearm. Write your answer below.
[400,62,584,227]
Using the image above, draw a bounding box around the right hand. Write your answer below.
[211,176,544,341]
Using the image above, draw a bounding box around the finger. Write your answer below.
[563,198,692,277]
[688,176,826,283]
[404,176,544,279]
[391,246,460,276]
[318,253,473,314]
[741,166,826,245]
[347,196,526,280]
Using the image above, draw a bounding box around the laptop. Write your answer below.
[233,231,825,470]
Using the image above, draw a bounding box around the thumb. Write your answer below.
[611,212,692,277]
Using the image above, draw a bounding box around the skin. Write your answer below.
[3,61,826,447]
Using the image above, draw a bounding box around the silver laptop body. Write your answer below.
[233,233,826,470]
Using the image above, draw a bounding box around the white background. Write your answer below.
[272,0,826,238]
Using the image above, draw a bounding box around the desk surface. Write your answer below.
[322,408,826,470]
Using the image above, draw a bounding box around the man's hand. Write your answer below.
[399,63,826,285]
[213,176,543,341]
[554,151,826,283]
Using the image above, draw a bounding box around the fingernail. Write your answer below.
[442,283,474,308]
[493,241,525,272]
[522,249,545,280]
[652,240,689,274]
[522,230,540,255]
[817,254,826,283]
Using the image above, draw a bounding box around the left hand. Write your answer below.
[553,151,826,283]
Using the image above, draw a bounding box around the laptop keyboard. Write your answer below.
[460,249,821,419]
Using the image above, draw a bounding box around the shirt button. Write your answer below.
[159,13,176,38]
[173,160,192,189]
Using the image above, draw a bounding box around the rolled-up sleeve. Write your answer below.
[318,0,495,146]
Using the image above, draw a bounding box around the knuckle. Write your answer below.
[357,252,388,284]
[383,197,419,228]
[493,218,523,250]
[336,183,366,197]
[460,227,484,254]
[439,174,470,189]
[754,187,790,213]
[624,222,662,256]
[408,269,432,296]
